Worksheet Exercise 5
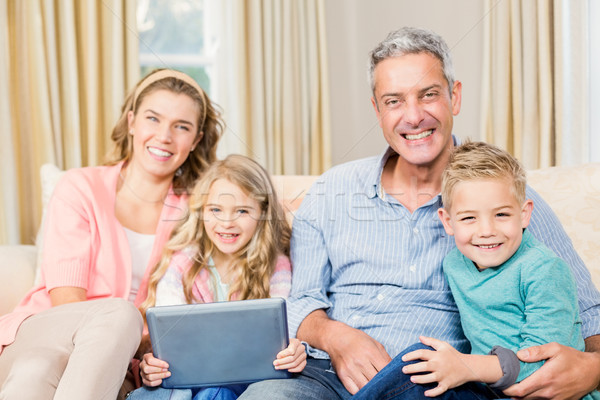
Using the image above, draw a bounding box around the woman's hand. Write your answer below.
[273,338,307,373]
[140,352,171,387]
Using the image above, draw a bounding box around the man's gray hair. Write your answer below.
[368,27,455,94]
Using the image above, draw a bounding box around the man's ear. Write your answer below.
[371,96,382,128]
[521,199,534,229]
[438,207,454,236]
[451,80,462,116]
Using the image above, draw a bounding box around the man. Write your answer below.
[239,27,600,400]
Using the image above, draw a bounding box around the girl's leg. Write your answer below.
[127,386,193,400]
[191,384,248,400]
[0,298,142,400]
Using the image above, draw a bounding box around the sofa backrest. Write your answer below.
[36,163,600,289]
[274,164,600,290]
[528,163,600,288]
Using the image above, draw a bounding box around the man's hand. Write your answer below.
[503,342,600,399]
[296,309,391,394]
[326,321,391,394]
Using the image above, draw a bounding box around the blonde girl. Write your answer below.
[130,154,306,400]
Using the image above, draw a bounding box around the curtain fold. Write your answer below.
[0,0,138,244]
[216,0,331,175]
[481,0,589,169]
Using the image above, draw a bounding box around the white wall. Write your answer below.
[324,0,486,166]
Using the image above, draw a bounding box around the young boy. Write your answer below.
[397,141,600,398]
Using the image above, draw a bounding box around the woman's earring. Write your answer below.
[175,167,183,177]
[129,129,133,135]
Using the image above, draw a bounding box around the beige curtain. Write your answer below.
[0,0,139,244]
[215,0,331,175]
[481,0,589,169]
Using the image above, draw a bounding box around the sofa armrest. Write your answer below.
[0,245,37,316]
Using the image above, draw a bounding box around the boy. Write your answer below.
[398,141,600,398]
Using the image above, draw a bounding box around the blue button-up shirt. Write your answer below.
[287,146,600,360]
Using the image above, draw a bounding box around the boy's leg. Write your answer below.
[353,343,499,400]
[239,358,351,400]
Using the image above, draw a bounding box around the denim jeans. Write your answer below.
[238,358,352,400]
[353,343,504,400]
[127,384,248,400]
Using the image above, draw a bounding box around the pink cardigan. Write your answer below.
[0,163,188,354]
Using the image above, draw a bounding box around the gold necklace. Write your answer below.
[118,172,167,204]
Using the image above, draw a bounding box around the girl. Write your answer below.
[129,154,307,400]
[0,69,224,400]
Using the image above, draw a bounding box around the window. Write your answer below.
[136,0,218,95]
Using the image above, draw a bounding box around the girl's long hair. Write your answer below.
[141,154,291,316]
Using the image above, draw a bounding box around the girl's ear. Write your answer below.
[437,208,455,236]
[520,199,534,229]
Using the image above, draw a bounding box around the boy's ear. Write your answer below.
[521,199,534,228]
[437,208,454,236]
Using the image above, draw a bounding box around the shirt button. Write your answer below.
[377,294,385,301]
[352,315,359,321]
[409,265,416,272]
[413,227,419,234]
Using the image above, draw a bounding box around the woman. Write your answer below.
[0,69,224,399]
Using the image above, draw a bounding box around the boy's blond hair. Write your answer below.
[441,141,527,211]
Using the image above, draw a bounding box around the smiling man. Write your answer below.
[238,27,600,400]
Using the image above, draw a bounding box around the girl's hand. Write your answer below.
[140,352,171,387]
[273,338,307,373]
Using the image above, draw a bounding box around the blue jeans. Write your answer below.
[239,358,352,400]
[127,384,248,400]
[353,343,504,400]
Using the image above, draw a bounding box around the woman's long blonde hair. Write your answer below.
[141,154,291,315]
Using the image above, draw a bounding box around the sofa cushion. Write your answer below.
[528,163,600,288]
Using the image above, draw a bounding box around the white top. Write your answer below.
[123,227,156,302]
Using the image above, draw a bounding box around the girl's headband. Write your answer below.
[132,69,208,126]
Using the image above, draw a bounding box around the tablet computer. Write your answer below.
[146,297,291,389]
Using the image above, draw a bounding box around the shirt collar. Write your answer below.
[368,135,461,202]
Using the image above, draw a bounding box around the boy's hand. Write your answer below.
[140,352,171,387]
[401,336,473,397]
[274,338,307,373]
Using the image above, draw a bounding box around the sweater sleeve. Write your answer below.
[41,172,93,290]
[155,253,189,306]
[269,255,292,299]
[516,252,583,381]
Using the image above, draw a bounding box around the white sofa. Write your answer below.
[1,163,599,317]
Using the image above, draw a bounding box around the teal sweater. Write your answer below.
[443,230,585,383]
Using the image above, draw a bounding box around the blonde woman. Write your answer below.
[0,69,224,400]
[130,155,306,400]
